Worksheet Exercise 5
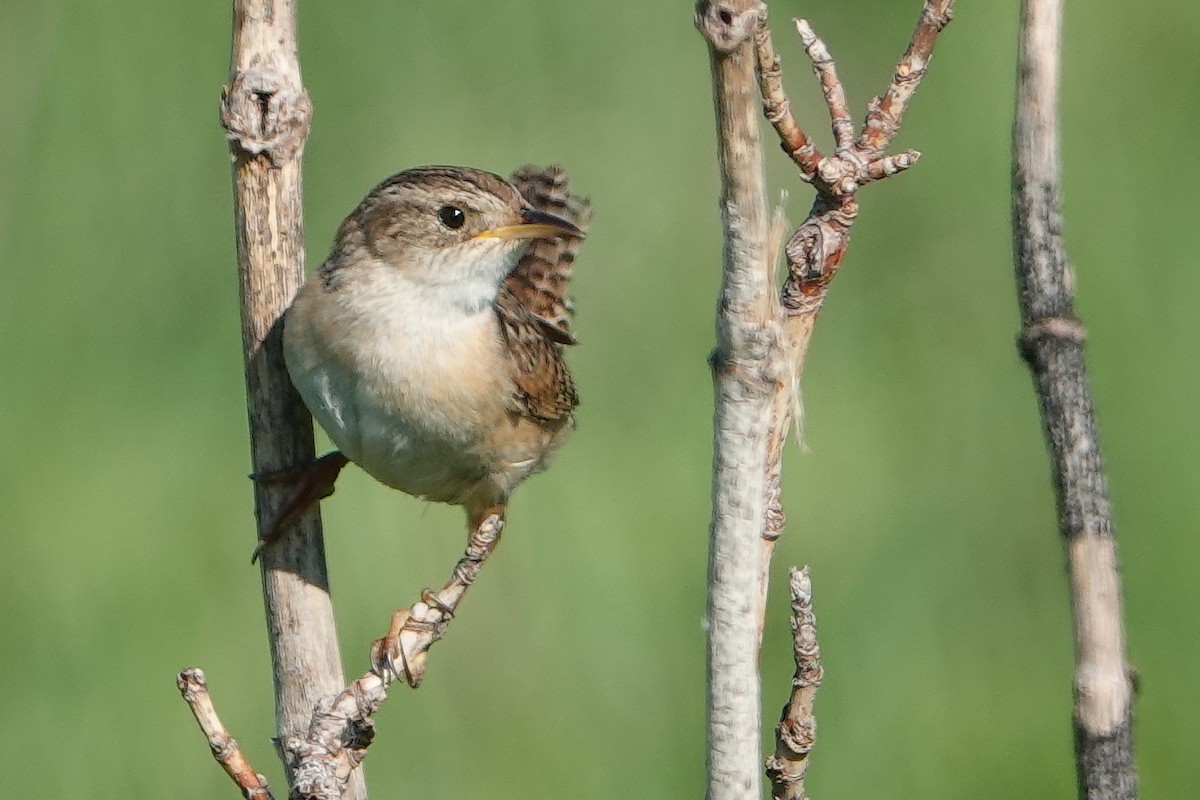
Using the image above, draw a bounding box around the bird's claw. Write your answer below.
[250,451,349,563]
[419,588,455,618]
[371,609,427,688]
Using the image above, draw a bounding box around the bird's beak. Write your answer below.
[475,207,584,241]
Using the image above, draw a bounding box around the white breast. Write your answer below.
[283,260,513,502]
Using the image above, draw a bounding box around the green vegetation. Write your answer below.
[1,0,1197,796]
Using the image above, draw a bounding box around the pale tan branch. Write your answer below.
[765,567,822,800]
[696,1,777,797]
[177,669,275,800]
[221,1,363,797]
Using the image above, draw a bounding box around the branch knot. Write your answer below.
[1018,315,1087,365]
[695,0,767,54]
[221,62,313,164]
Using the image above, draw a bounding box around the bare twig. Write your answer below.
[752,1,954,538]
[282,517,504,800]
[178,669,275,800]
[795,21,854,155]
[697,3,953,796]
[751,4,951,408]
[178,520,502,799]
[860,0,955,157]
[753,24,820,177]
[1012,1,1137,797]
[695,1,776,797]
[741,3,954,794]
[220,2,364,797]
[765,567,822,800]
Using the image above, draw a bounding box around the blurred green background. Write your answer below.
[2,0,1197,796]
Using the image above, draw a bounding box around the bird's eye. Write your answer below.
[437,205,466,230]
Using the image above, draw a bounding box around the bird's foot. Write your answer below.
[369,589,457,686]
[370,609,409,685]
[250,451,349,562]
[371,608,430,688]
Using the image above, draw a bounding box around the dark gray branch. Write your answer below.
[1012,1,1137,797]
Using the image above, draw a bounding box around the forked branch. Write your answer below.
[754,0,955,599]
[751,3,955,795]
[697,2,953,798]
[754,3,953,331]
[180,517,504,800]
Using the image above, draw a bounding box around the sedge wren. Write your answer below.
[258,165,589,555]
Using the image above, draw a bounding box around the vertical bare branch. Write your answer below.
[765,567,822,800]
[695,1,778,797]
[220,3,365,797]
[1012,1,1137,798]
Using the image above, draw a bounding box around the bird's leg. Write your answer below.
[421,503,507,610]
[466,504,508,544]
[250,450,349,562]
[371,508,506,685]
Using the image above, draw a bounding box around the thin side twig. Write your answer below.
[765,567,822,800]
[795,22,854,154]
[220,2,365,797]
[748,4,955,794]
[753,24,821,177]
[1012,0,1137,797]
[178,520,502,800]
[284,517,504,800]
[752,0,954,622]
[860,0,955,158]
[177,669,275,800]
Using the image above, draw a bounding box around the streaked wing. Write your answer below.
[495,287,579,422]
[506,165,592,344]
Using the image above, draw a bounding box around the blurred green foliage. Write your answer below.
[1,0,1197,796]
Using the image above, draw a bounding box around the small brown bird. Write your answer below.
[259,165,589,555]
